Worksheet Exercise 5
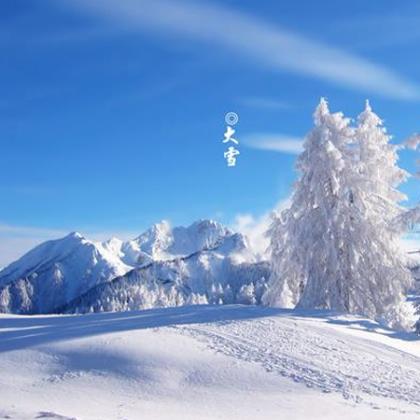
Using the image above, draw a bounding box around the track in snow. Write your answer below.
[175,309,420,409]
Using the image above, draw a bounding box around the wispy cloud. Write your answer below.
[242,133,303,155]
[231,198,291,258]
[60,0,420,100]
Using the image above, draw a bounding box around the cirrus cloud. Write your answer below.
[59,0,420,100]
[242,133,303,155]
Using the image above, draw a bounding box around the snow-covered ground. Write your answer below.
[1,305,419,420]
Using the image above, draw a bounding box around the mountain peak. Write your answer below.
[191,219,229,231]
[153,220,171,230]
[66,231,84,240]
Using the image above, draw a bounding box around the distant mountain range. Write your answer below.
[0,220,268,314]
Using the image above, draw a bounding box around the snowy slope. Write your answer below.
[0,220,255,314]
[0,305,419,420]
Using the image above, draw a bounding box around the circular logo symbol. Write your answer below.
[225,112,239,126]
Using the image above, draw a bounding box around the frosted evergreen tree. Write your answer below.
[300,100,412,320]
[238,283,256,305]
[264,98,352,308]
[356,101,408,220]
[335,101,410,319]
[265,99,413,323]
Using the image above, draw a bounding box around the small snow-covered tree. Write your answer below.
[264,98,352,308]
[237,283,256,305]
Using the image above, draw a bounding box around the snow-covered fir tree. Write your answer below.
[265,99,413,324]
[264,98,353,308]
[331,100,412,322]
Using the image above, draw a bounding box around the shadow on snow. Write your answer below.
[0,304,417,353]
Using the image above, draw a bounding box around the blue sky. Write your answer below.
[1,0,420,264]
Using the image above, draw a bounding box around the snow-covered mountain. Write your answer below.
[122,219,242,263]
[104,219,255,266]
[0,220,260,314]
[0,232,131,314]
[59,250,269,314]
